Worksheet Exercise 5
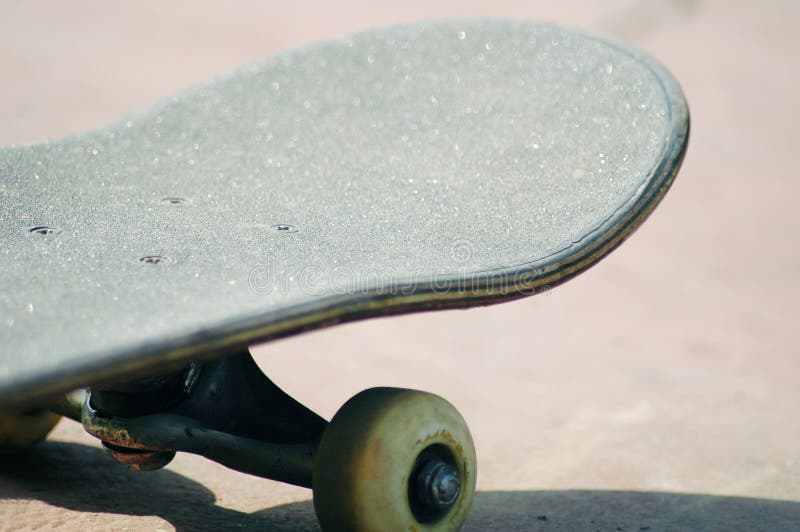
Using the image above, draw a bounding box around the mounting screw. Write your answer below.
[29,226,61,235]
[139,255,170,265]
[271,224,298,234]
[161,197,190,205]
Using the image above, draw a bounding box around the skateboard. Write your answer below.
[0,20,688,531]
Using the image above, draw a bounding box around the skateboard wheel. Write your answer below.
[0,410,61,456]
[313,388,476,531]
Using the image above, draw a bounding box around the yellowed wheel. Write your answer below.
[313,387,476,531]
[0,410,61,456]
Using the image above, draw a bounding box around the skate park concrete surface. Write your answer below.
[1,1,798,530]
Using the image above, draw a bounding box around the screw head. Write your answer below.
[139,255,170,265]
[161,197,190,205]
[271,224,298,234]
[29,226,61,235]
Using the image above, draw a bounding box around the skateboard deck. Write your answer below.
[0,20,688,410]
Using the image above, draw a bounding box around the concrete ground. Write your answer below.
[1,0,799,530]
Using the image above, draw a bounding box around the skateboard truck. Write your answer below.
[80,350,326,487]
[62,349,476,528]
